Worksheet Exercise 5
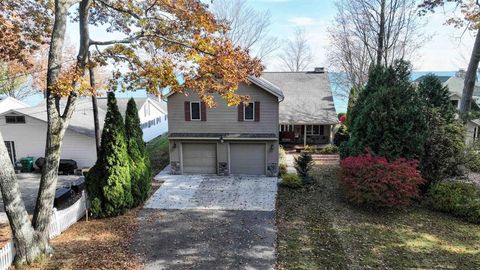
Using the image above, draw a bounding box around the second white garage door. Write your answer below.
[182,143,217,174]
[230,143,266,175]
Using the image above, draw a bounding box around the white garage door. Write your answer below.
[182,143,217,174]
[230,143,266,175]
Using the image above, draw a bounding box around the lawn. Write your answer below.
[276,165,480,270]
[146,134,169,175]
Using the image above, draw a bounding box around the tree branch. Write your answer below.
[95,0,141,20]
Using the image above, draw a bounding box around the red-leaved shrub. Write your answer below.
[339,154,425,208]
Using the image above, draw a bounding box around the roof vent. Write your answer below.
[314,67,325,73]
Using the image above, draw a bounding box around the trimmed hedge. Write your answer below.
[125,98,151,206]
[86,92,133,217]
[339,154,424,208]
[426,181,480,224]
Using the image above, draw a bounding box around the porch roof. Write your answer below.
[261,72,339,125]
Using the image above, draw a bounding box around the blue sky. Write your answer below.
[240,0,476,72]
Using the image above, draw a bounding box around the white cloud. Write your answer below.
[288,16,315,26]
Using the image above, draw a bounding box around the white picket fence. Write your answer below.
[0,191,87,270]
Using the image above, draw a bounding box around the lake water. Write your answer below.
[22,71,458,114]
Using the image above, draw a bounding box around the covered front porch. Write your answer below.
[279,124,334,146]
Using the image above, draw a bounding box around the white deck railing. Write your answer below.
[0,191,87,270]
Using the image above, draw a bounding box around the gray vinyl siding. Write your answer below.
[167,83,279,134]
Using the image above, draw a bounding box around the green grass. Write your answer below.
[146,135,169,175]
[276,165,480,270]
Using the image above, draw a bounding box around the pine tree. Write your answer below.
[294,152,313,184]
[125,98,151,206]
[417,75,465,185]
[86,92,133,217]
[417,74,455,122]
[345,60,427,160]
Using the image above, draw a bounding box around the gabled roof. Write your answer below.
[163,76,284,101]
[96,97,167,115]
[0,96,29,114]
[261,71,339,125]
[0,97,163,137]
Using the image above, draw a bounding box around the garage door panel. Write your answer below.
[183,143,217,174]
[230,143,265,175]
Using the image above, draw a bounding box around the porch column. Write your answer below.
[330,125,334,144]
[303,125,307,146]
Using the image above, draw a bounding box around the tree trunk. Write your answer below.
[376,0,386,66]
[89,53,101,155]
[460,29,480,113]
[32,0,71,246]
[0,133,42,265]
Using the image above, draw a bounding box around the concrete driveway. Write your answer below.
[132,173,278,270]
[0,173,79,223]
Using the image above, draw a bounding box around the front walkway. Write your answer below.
[132,171,278,270]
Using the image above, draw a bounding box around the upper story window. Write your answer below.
[190,102,201,120]
[5,115,25,124]
[144,102,151,117]
[244,102,255,121]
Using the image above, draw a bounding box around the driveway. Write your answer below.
[0,173,79,223]
[132,173,278,270]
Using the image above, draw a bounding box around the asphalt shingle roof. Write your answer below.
[261,72,339,125]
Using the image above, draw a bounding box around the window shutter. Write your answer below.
[201,102,207,121]
[184,101,191,121]
[254,101,260,122]
[238,102,244,121]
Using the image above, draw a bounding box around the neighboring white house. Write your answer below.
[415,70,480,144]
[0,96,29,114]
[0,96,168,169]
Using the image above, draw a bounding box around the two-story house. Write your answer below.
[165,77,284,176]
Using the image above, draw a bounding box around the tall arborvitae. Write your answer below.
[125,98,151,206]
[86,92,133,217]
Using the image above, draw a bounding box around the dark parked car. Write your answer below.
[35,158,78,175]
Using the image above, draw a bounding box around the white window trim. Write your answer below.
[306,125,322,135]
[190,101,201,121]
[244,102,255,121]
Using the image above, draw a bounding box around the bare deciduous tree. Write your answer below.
[212,0,279,60]
[328,0,427,95]
[278,27,313,72]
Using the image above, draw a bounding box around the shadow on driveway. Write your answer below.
[132,209,276,270]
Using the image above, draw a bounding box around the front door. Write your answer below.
[4,141,16,164]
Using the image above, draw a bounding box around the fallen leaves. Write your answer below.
[22,180,162,270]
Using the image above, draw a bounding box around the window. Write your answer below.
[5,115,25,124]
[144,102,151,117]
[306,125,323,135]
[244,102,254,121]
[190,102,201,120]
[451,100,459,109]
